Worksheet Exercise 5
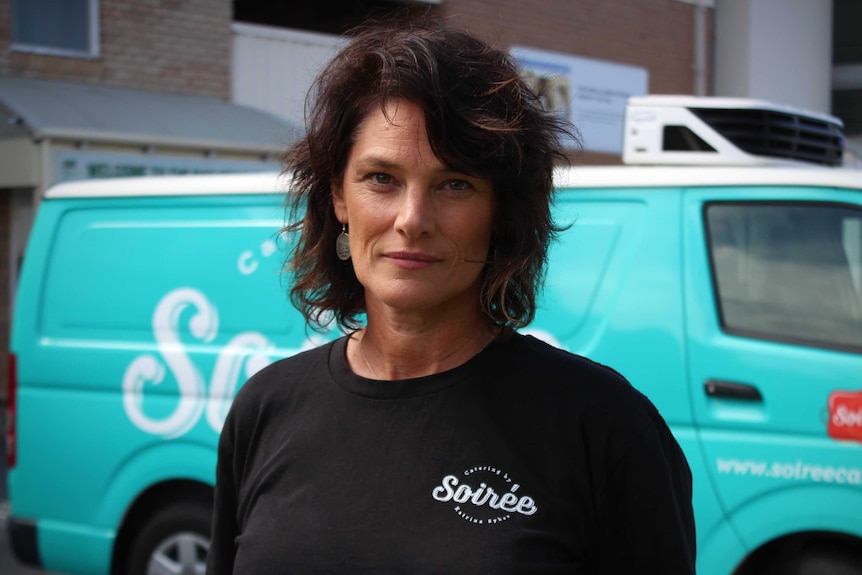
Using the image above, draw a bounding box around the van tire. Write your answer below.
[126,502,211,575]
[765,547,862,575]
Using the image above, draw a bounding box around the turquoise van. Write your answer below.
[8,97,862,574]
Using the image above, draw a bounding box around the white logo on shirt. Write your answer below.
[432,466,538,525]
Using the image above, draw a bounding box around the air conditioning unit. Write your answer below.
[622,95,845,167]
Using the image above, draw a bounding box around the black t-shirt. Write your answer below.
[207,332,696,574]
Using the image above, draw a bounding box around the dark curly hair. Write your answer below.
[283,14,576,332]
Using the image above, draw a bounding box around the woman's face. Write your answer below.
[332,99,496,319]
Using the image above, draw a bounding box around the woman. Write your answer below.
[208,15,695,575]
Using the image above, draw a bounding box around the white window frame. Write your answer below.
[10,0,100,59]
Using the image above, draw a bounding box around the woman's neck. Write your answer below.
[349,309,496,380]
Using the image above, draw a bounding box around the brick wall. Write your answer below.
[0,0,231,99]
[445,0,709,96]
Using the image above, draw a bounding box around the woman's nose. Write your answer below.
[394,186,435,238]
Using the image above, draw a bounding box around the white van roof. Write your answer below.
[555,165,862,190]
[44,164,862,199]
[45,171,290,198]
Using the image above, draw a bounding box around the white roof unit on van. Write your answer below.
[622,95,845,167]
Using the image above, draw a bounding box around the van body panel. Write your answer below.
[96,441,217,526]
[11,386,150,523]
[674,431,743,573]
[700,431,862,530]
[536,187,742,572]
[36,196,298,353]
[536,188,692,427]
[727,482,862,550]
[694,519,748,575]
[10,190,332,573]
[683,185,862,561]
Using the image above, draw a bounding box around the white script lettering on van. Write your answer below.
[122,287,275,438]
[238,238,279,276]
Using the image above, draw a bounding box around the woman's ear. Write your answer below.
[332,183,347,223]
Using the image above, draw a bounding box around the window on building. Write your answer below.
[706,202,862,351]
[234,0,439,36]
[10,0,99,58]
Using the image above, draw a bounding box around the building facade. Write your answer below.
[0,0,231,98]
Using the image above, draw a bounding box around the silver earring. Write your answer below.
[336,224,351,261]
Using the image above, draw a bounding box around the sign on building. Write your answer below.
[511,46,648,155]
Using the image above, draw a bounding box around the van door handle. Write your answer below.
[704,380,763,401]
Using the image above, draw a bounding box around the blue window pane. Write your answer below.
[12,0,92,54]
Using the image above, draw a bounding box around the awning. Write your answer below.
[0,76,303,152]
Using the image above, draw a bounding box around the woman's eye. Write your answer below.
[444,179,471,192]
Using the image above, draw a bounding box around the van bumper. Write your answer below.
[8,517,41,568]
[21,517,115,574]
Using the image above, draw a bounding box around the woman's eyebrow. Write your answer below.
[352,154,461,176]
[351,156,401,170]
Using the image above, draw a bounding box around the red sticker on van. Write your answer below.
[828,390,862,443]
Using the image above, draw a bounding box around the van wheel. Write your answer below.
[127,502,211,575]
[765,547,862,575]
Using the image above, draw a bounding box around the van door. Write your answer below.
[683,186,862,558]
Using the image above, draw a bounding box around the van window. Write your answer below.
[706,202,862,351]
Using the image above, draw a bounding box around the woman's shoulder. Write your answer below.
[494,332,660,425]
[496,332,677,460]
[499,332,630,388]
